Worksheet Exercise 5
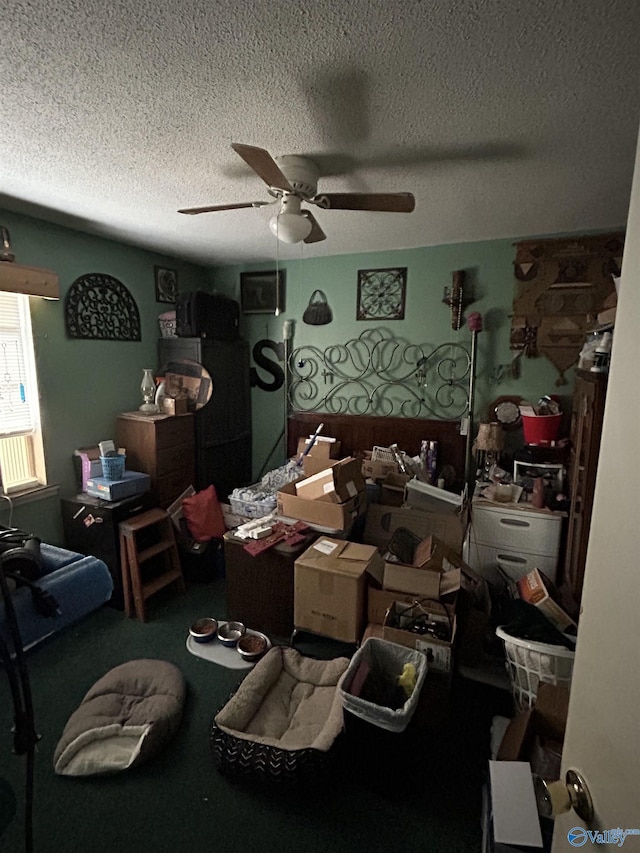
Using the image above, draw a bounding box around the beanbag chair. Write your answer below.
[54,659,185,776]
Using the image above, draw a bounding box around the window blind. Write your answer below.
[0,292,38,436]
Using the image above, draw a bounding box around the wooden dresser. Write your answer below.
[116,412,195,508]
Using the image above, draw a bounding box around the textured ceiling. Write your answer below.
[2,0,640,266]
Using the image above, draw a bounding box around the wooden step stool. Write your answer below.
[119,507,185,621]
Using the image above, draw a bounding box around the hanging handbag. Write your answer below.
[302,290,333,326]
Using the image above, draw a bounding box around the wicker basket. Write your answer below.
[100,454,126,481]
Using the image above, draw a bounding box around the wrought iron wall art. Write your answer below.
[357,267,407,320]
[65,273,141,340]
[288,328,470,420]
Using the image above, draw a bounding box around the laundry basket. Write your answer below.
[495,625,575,710]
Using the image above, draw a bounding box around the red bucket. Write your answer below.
[521,414,562,445]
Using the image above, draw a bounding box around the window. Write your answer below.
[0,292,46,493]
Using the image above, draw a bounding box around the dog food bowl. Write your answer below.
[217,621,246,647]
[189,617,219,643]
[237,632,269,662]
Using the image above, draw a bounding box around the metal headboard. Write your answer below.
[288,328,471,420]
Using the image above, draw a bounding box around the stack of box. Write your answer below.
[368,535,467,674]
[278,455,366,534]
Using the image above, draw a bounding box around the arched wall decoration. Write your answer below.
[288,327,471,420]
[65,273,141,341]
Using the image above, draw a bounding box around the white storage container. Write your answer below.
[338,637,427,732]
[403,478,464,515]
[465,543,559,584]
[464,500,563,586]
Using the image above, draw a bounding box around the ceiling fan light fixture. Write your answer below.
[269,211,312,243]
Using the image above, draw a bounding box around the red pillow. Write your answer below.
[181,485,226,542]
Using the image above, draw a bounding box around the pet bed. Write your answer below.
[210,646,349,782]
[53,659,185,776]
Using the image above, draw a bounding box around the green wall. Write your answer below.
[0,208,210,543]
[2,205,605,544]
[212,243,571,480]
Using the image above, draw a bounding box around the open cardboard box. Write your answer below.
[383,534,469,597]
[294,538,384,643]
[382,598,457,674]
[278,461,366,533]
[295,437,342,476]
[363,504,466,554]
[294,457,365,504]
[379,472,411,506]
[497,682,569,780]
[361,450,400,480]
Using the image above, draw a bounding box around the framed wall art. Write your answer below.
[155,266,178,303]
[240,270,286,314]
[357,267,407,320]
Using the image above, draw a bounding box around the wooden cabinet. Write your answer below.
[561,370,608,602]
[116,412,195,508]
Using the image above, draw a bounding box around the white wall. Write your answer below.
[553,129,640,847]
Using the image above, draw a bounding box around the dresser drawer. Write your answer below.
[469,503,562,557]
[155,415,194,450]
[156,444,195,477]
[463,541,558,586]
[155,470,194,506]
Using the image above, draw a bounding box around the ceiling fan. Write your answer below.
[178,143,415,244]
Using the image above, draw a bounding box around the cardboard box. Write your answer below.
[277,478,365,532]
[86,470,151,501]
[295,437,342,476]
[161,396,188,416]
[363,504,466,554]
[497,682,569,780]
[384,560,462,600]
[516,569,578,637]
[361,450,400,480]
[379,472,411,506]
[294,457,364,504]
[73,446,103,491]
[382,598,457,673]
[294,538,384,642]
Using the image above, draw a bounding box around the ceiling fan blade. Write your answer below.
[231,143,293,192]
[178,201,268,215]
[313,192,415,213]
[303,212,327,243]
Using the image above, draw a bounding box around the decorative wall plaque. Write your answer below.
[510,233,624,384]
[357,267,407,320]
[65,273,141,341]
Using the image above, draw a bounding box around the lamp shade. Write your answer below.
[269,212,312,243]
[473,422,504,452]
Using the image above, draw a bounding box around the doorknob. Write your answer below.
[534,770,594,822]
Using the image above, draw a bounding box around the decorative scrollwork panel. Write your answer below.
[65,273,141,341]
[289,328,470,420]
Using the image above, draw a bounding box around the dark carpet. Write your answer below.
[0,576,512,853]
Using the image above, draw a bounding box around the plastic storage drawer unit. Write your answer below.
[463,500,562,586]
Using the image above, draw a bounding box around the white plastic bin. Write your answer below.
[496,625,575,710]
[338,637,427,732]
[404,478,464,515]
